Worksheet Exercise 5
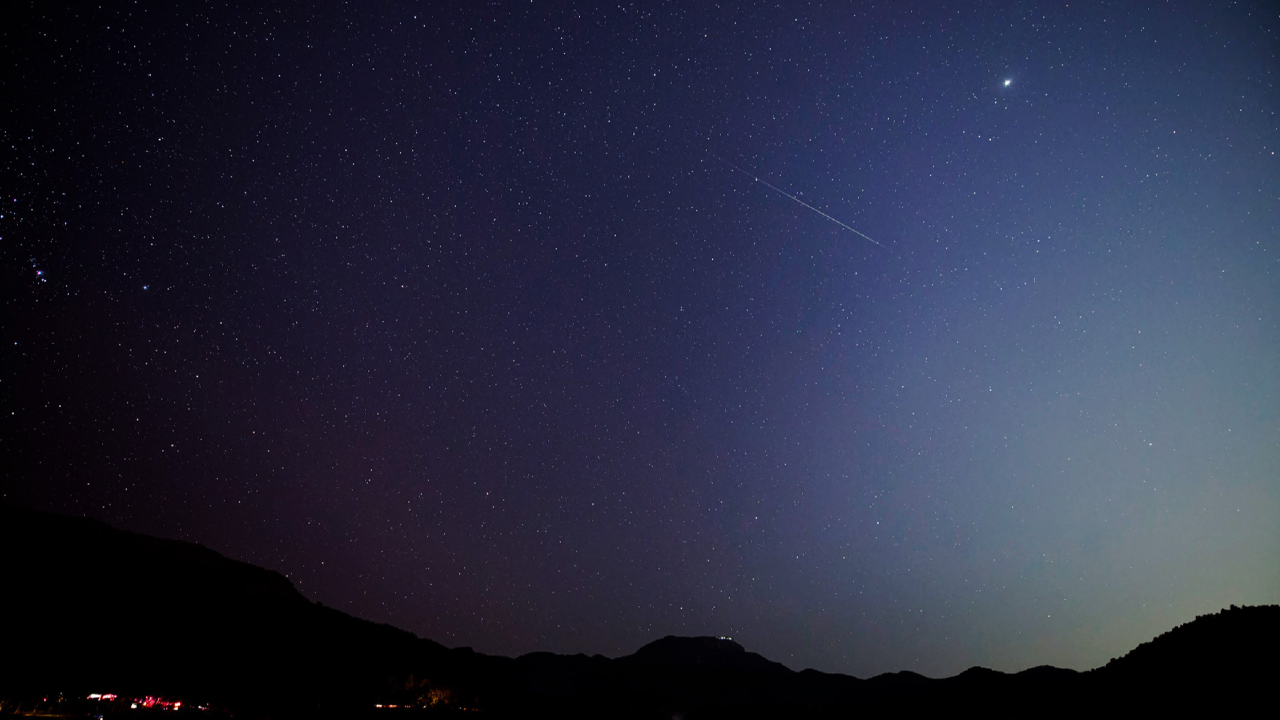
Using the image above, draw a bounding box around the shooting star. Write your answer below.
[707,151,885,248]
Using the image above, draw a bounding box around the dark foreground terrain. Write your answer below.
[2,504,1275,718]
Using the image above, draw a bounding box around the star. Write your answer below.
[1003,79,1012,87]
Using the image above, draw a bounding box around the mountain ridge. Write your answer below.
[2,504,1274,718]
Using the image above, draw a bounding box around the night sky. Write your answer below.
[4,1,1278,678]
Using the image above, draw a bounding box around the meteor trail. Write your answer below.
[707,151,885,248]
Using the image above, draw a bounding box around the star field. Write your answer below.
[3,0,1278,677]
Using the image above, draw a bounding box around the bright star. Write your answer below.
[1003,79,1012,87]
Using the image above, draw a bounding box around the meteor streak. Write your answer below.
[707,151,884,248]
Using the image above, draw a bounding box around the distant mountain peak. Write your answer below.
[632,635,747,660]
[623,635,794,677]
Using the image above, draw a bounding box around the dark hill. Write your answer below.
[0,505,510,716]
[1101,604,1279,683]
[1088,604,1280,714]
[2,504,1275,719]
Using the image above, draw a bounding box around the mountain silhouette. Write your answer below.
[1,504,1275,718]
[628,636,773,670]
